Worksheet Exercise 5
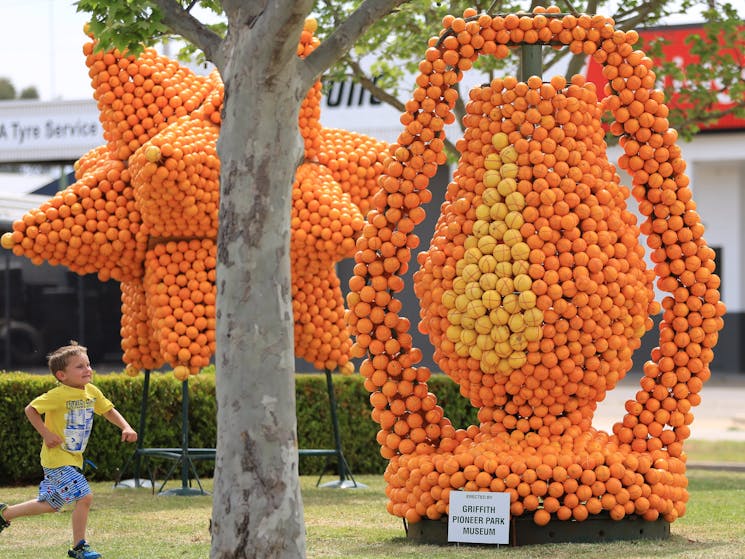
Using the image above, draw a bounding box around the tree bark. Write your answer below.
[210,2,313,558]
[207,1,406,557]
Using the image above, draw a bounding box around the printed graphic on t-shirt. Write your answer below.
[63,400,94,453]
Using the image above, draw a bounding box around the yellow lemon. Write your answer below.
[441,290,457,309]
[492,132,509,150]
[518,290,537,309]
[495,277,514,296]
[466,299,487,319]
[508,351,527,369]
[490,307,510,326]
[482,187,502,206]
[447,308,463,325]
[495,261,513,278]
[465,281,483,301]
[477,235,497,255]
[500,162,518,178]
[502,228,522,247]
[508,312,526,332]
[455,293,470,312]
[473,219,490,237]
[497,177,517,196]
[483,169,501,188]
[477,333,495,350]
[484,153,502,170]
[446,325,462,342]
[505,191,526,211]
[509,332,528,351]
[499,144,518,163]
[464,246,483,264]
[524,308,544,327]
[462,263,481,282]
[475,204,491,220]
[524,325,542,341]
[495,341,512,358]
[504,210,524,230]
[491,324,510,343]
[474,315,493,335]
[493,244,512,262]
[0,232,14,250]
[512,259,530,276]
[482,289,502,309]
[502,293,520,314]
[513,274,533,292]
[452,276,467,294]
[479,272,498,291]
[511,242,530,261]
[478,254,497,274]
[460,328,477,345]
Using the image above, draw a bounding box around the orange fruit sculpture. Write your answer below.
[2,19,389,378]
[348,6,725,526]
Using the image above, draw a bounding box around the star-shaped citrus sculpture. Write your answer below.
[1,19,389,379]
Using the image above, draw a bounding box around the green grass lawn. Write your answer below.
[1,452,744,558]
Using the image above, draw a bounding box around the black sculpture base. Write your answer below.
[406,512,670,546]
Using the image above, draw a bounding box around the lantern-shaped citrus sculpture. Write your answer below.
[347,5,725,531]
[1,19,389,378]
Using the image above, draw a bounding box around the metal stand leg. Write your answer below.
[115,369,153,489]
[317,369,366,489]
[159,379,208,496]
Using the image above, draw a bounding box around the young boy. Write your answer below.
[0,342,137,559]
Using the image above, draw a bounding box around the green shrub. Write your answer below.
[0,369,476,485]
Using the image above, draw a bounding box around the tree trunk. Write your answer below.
[210,10,309,558]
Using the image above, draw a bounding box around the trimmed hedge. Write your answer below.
[0,369,476,485]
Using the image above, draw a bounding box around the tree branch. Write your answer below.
[151,0,223,62]
[302,0,409,84]
[612,0,670,30]
[345,57,406,112]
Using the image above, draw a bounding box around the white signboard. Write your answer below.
[447,491,510,544]
[0,99,103,164]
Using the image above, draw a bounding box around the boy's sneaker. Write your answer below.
[0,503,10,532]
[67,540,101,559]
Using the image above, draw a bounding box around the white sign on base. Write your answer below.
[447,491,510,544]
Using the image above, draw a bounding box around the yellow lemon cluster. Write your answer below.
[441,132,543,374]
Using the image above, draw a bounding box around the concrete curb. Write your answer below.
[687,461,745,472]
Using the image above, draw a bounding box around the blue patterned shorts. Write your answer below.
[38,466,91,510]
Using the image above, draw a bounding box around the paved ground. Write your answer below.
[593,370,745,442]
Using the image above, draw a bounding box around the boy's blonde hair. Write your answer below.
[47,341,88,377]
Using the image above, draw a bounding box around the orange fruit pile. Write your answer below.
[2,18,390,377]
[348,6,724,527]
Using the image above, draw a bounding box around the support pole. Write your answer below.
[3,250,10,371]
[133,369,151,482]
[114,369,153,489]
[519,44,543,81]
[76,275,85,345]
[317,369,366,489]
[159,378,207,496]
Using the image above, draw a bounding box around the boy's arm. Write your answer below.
[103,408,138,443]
[25,404,63,448]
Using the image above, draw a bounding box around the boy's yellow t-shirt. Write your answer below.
[29,383,114,469]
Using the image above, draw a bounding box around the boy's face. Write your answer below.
[55,353,93,389]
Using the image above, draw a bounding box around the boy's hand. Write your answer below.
[43,432,63,448]
[121,428,138,443]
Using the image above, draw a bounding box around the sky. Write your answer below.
[0,1,738,103]
[1,1,92,101]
